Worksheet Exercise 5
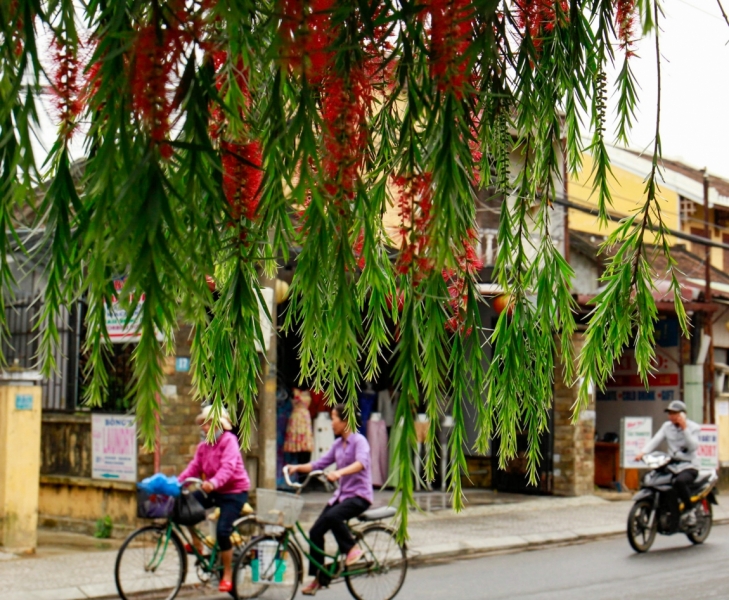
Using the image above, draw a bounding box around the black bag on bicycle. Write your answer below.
[172,491,206,525]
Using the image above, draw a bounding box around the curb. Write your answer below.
[409,515,729,567]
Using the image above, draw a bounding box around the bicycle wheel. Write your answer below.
[115,525,186,600]
[233,535,300,600]
[345,525,407,600]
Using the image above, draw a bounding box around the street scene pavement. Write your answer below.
[2,492,728,600]
[323,524,729,600]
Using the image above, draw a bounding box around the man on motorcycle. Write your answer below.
[635,400,701,526]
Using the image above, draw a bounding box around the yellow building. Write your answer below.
[567,143,729,271]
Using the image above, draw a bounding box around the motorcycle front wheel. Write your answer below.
[627,499,657,553]
[687,500,713,544]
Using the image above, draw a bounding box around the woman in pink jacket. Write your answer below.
[178,406,250,593]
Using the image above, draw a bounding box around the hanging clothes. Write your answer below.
[312,412,336,465]
[386,418,404,488]
[284,389,313,453]
[367,416,389,487]
[377,389,397,428]
[309,389,330,420]
[276,387,293,488]
[358,388,377,434]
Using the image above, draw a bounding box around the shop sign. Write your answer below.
[92,414,137,482]
[697,424,719,469]
[621,416,653,468]
[14,394,33,410]
[105,278,144,343]
[598,349,679,402]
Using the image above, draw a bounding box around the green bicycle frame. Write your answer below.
[291,521,378,579]
[170,521,221,573]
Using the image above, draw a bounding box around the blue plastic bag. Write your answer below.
[138,473,181,497]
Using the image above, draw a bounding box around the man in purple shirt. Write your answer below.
[286,403,373,596]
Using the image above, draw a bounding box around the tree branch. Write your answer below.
[717,0,729,29]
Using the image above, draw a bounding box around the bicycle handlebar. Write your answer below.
[282,466,326,490]
[180,477,207,497]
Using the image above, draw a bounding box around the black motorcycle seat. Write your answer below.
[690,471,713,489]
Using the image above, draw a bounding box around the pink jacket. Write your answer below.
[178,431,250,494]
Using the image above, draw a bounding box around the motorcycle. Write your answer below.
[627,451,719,552]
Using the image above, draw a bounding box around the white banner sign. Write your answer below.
[697,424,719,469]
[92,414,137,482]
[105,278,143,343]
[621,416,653,469]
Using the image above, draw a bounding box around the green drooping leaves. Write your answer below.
[0,0,684,540]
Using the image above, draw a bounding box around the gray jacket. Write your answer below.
[642,419,701,471]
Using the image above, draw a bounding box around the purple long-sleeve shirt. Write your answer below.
[178,431,250,494]
[311,432,373,505]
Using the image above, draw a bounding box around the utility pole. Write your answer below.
[562,138,570,263]
[703,169,715,424]
[257,279,278,490]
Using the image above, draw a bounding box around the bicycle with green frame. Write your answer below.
[232,468,407,600]
[115,477,258,600]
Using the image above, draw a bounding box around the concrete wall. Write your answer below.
[553,334,595,496]
[0,380,43,552]
[39,476,137,537]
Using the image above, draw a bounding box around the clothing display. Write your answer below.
[276,387,293,488]
[308,389,330,420]
[283,388,313,453]
[358,387,377,434]
[377,389,397,428]
[366,415,389,487]
[387,418,404,488]
[312,411,336,464]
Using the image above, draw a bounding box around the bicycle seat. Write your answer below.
[358,506,397,522]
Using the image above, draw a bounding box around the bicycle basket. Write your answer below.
[255,489,304,527]
[137,488,175,519]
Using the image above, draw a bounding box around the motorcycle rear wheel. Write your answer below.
[627,499,657,553]
[687,500,713,544]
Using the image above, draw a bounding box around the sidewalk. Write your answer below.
[1,492,727,600]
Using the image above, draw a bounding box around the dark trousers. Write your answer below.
[309,497,370,585]
[193,490,248,551]
[674,469,698,512]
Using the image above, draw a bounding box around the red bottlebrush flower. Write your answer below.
[278,0,336,82]
[320,67,371,201]
[514,0,568,54]
[221,140,263,221]
[50,37,82,141]
[393,173,434,278]
[615,0,636,57]
[352,229,366,270]
[428,0,474,97]
[129,21,187,151]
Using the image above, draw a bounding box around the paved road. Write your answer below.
[319,524,729,600]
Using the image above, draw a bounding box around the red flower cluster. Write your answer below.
[426,0,474,97]
[220,140,263,221]
[10,1,25,57]
[394,173,435,277]
[50,37,82,141]
[444,230,483,334]
[615,0,636,57]
[279,0,337,83]
[352,229,366,270]
[320,66,373,201]
[129,22,189,157]
[514,0,568,53]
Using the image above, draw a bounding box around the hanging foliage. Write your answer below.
[0,0,684,536]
